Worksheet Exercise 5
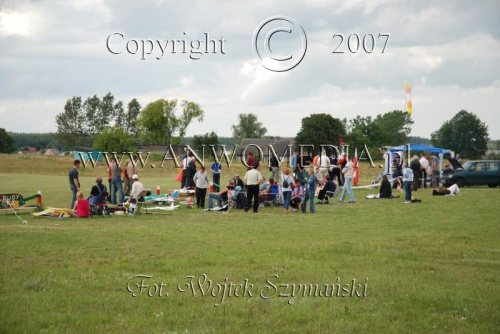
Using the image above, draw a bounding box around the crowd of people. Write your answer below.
[68,149,463,217]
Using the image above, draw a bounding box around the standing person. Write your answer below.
[243,165,264,213]
[318,150,330,182]
[301,168,317,213]
[282,168,293,214]
[339,161,356,203]
[193,166,209,209]
[403,163,414,204]
[430,153,440,187]
[456,153,463,164]
[329,153,338,166]
[106,158,113,201]
[246,151,259,170]
[211,160,222,192]
[180,150,189,189]
[270,152,280,182]
[69,160,81,209]
[184,157,197,189]
[291,150,300,176]
[124,159,133,196]
[110,158,124,204]
[410,155,421,191]
[302,151,312,167]
[419,153,430,186]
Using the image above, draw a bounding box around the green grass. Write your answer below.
[0,155,499,333]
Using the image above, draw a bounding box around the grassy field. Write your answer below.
[0,154,499,333]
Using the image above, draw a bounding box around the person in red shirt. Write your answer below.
[246,152,259,170]
[73,191,90,218]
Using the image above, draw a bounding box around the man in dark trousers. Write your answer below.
[69,160,81,208]
[243,165,264,213]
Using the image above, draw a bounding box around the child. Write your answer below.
[73,191,90,218]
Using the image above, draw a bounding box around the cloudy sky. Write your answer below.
[1,0,499,139]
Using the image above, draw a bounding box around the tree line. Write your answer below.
[0,92,492,159]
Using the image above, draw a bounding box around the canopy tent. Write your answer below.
[389,144,452,177]
[389,144,451,155]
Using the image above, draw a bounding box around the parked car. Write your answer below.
[442,159,500,188]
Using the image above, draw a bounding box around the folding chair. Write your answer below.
[90,191,109,217]
[260,185,279,207]
[324,187,340,205]
[133,190,150,214]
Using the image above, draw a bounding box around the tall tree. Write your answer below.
[136,99,204,145]
[191,131,219,152]
[231,113,267,143]
[345,111,413,149]
[56,97,86,148]
[372,110,413,146]
[0,128,15,153]
[295,113,346,151]
[93,127,137,153]
[56,93,134,149]
[177,101,204,140]
[125,98,142,136]
[431,110,489,159]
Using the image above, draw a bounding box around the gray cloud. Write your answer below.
[0,0,499,139]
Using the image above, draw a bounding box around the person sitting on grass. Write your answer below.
[208,180,235,209]
[379,174,392,198]
[73,191,90,218]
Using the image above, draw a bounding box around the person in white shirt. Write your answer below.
[419,153,430,183]
[402,163,414,203]
[193,166,209,208]
[318,150,330,182]
[244,165,264,213]
[129,174,144,202]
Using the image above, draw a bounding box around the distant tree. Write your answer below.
[371,110,413,146]
[0,128,15,153]
[56,97,87,149]
[231,113,267,143]
[295,113,346,151]
[136,99,204,145]
[93,127,137,152]
[8,132,59,150]
[345,111,413,148]
[191,131,219,152]
[125,98,141,136]
[431,110,489,159]
[344,116,377,148]
[56,93,135,149]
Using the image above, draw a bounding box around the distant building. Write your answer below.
[138,145,185,156]
[44,148,61,156]
[17,150,37,155]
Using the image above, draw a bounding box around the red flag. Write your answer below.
[353,149,359,186]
